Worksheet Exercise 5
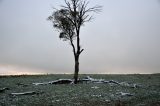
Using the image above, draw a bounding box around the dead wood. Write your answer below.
[81,76,141,88]
[116,92,134,96]
[11,91,36,96]
[49,79,73,84]
[32,76,141,89]
[33,79,73,85]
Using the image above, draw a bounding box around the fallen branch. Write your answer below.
[32,76,141,88]
[33,79,73,85]
[49,79,73,84]
[81,76,141,88]
[32,82,48,86]
[11,91,36,96]
[116,92,134,96]
[81,76,105,83]
[104,80,120,85]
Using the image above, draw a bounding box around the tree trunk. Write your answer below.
[74,56,79,84]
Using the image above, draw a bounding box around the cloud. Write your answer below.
[0,0,160,74]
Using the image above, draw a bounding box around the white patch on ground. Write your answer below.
[91,86,99,89]
[55,100,60,102]
[105,99,111,102]
[91,94,102,97]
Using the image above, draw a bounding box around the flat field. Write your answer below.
[0,74,160,106]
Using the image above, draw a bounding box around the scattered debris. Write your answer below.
[33,79,73,85]
[0,87,9,93]
[116,92,134,96]
[105,80,120,85]
[32,76,141,89]
[82,76,120,84]
[91,86,99,89]
[82,76,141,88]
[11,91,37,96]
[119,82,141,88]
[83,76,105,83]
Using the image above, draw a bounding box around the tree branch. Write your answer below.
[69,38,76,57]
[79,49,84,54]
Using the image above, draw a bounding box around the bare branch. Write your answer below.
[79,49,84,54]
[85,5,102,13]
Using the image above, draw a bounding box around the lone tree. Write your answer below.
[48,0,101,84]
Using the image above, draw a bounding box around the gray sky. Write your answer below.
[0,0,160,75]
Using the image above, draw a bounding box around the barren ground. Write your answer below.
[0,74,160,106]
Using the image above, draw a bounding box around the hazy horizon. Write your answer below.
[0,0,160,75]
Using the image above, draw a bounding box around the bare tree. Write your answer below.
[48,0,101,84]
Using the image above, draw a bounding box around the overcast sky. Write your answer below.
[0,0,160,75]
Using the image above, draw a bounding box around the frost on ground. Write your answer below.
[0,74,159,106]
[32,76,142,89]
